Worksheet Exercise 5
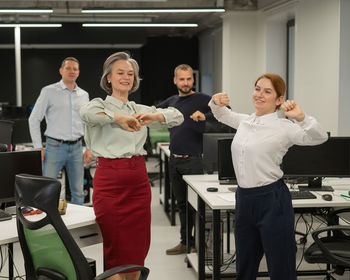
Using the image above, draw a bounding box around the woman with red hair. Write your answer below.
[209,73,328,280]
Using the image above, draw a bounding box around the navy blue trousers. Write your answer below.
[234,179,296,280]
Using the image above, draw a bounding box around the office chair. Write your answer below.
[15,173,150,280]
[304,208,350,279]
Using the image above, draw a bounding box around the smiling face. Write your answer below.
[107,59,135,95]
[174,69,194,96]
[252,77,283,116]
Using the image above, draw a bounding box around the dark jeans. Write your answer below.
[169,156,204,247]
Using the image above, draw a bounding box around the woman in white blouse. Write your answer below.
[80,52,183,280]
[209,73,328,280]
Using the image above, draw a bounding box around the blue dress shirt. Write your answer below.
[29,80,89,148]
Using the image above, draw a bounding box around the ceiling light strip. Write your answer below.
[83,23,198,27]
[82,8,225,14]
[0,9,53,13]
[0,24,62,28]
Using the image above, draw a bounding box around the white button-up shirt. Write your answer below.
[209,100,328,188]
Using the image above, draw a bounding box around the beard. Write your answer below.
[178,86,192,94]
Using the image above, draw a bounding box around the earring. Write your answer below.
[107,80,111,84]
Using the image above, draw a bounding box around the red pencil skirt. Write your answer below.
[92,156,151,269]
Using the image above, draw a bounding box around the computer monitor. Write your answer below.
[203,133,235,174]
[0,120,14,151]
[0,150,42,204]
[282,137,350,191]
[12,118,33,148]
[218,138,237,185]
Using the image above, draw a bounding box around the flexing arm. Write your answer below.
[209,93,248,130]
[282,100,328,145]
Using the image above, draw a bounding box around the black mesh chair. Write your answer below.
[304,208,350,279]
[15,173,150,280]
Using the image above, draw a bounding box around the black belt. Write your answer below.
[171,154,201,159]
[47,136,82,145]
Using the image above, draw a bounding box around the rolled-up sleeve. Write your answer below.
[156,107,184,128]
[134,104,183,129]
[80,98,115,126]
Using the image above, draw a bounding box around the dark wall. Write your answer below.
[1,48,141,106]
[0,26,198,108]
[140,36,199,106]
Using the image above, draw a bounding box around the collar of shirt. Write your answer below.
[105,95,135,111]
[251,111,278,125]
[59,80,78,92]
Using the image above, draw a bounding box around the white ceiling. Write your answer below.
[0,0,285,37]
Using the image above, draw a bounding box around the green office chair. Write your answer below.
[15,173,150,280]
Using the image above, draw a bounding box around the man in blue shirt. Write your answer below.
[29,57,92,205]
[157,64,213,255]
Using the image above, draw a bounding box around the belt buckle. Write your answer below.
[173,154,189,158]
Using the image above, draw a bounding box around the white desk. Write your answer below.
[183,174,350,280]
[0,203,102,278]
[157,142,176,225]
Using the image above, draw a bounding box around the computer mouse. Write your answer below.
[207,187,218,192]
[322,194,333,201]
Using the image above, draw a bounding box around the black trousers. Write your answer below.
[169,156,204,246]
[234,179,296,280]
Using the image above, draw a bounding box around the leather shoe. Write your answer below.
[166,243,187,255]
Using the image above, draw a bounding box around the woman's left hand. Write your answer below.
[134,112,165,125]
[281,100,305,122]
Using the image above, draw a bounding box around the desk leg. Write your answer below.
[8,243,13,280]
[164,155,170,214]
[170,183,176,226]
[159,150,163,199]
[226,211,230,253]
[164,156,176,226]
[212,210,221,280]
[197,197,206,280]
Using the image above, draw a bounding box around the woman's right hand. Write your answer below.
[212,93,230,107]
[114,113,141,132]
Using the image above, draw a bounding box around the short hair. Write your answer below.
[174,64,193,77]
[255,73,286,109]
[61,57,79,68]
[100,52,141,95]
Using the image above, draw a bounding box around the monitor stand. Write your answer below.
[298,177,334,192]
[219,179,237,185]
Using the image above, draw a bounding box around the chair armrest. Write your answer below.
[312,225,350,267]
[328,208,350,225]
[94,265,150,280]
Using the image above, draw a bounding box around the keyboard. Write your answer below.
[290,190,317,200]
[0,209,12,221]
